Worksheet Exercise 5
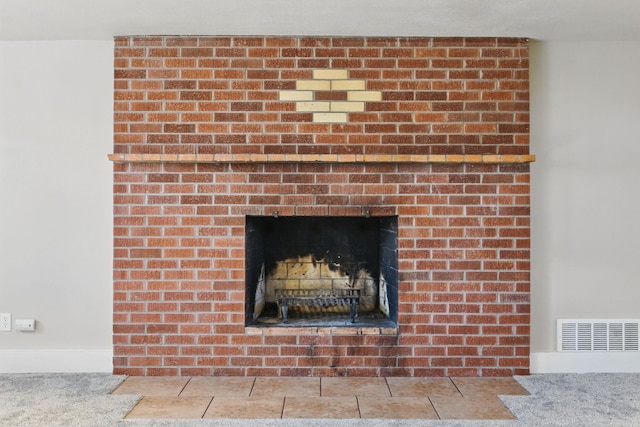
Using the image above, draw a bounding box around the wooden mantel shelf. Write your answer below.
[108,153,536,164]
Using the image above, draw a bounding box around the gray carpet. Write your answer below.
[1,373,639,426]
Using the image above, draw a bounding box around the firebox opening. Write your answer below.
[245,216,398,327]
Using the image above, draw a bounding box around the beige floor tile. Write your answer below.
[386,377,461,397]
[180,376,255,397]
[430,396,516,420]
[321,377,391,397]
[204,396,284,419]
[251,377,320,397]
[283,396,360,419]
[450,377,530,397]
[358,396,439,419]
[125,396,212,419]
[112,377,190,396]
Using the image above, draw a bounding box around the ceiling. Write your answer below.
[1,0,639,42]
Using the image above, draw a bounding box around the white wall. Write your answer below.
[1,39,639,373]
[0,41,113,372]
[530,41,640,372]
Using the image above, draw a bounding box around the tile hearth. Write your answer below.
[113,376,529,420]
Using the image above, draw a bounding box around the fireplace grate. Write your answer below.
[276,288,360,324]
[558,319,640,351]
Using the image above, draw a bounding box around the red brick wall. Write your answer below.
[112,36,531,376]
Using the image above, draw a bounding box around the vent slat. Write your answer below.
[558,319,640,352]
[625,323,639,351]
[610,323,623,351]
[593,323,608,351]
[561,323,576,351]
[577,323,592,351]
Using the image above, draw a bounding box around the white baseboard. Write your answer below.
[4,349,638,374]
[531,351,640,373]
[0,349,112,373]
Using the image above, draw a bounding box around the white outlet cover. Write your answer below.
[0,313,11,331]
[15,319,36,332]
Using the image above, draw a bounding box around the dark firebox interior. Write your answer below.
[245,216,398,326]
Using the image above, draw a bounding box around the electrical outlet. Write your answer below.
[0,313,11,331]
[15,319,36,332]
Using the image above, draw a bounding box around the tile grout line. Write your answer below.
[281,396,286,419]
[248,376,257,397]
[200,396,215,419]
[427,396,442,420]
[384,376,393,397]
[448,377,464,397]
[178,376,192,396]
[122,395,144,420]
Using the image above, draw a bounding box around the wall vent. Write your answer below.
[557,319,639,352]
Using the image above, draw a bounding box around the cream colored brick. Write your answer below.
[331,327,359,335]
[279,90,313,101]
[297,80,330,91]
[359,327,383,335]
[332,80,365,90]
[108,154,123,162]
[347,90,382,101]
[313,69,347,80]
[313,112,348,123]
[213,154,233,162]
[296,101,330,112]
[330,101,365,112]
[176,154,197,162]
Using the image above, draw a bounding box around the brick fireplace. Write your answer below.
[111,36,532,377]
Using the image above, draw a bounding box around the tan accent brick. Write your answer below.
[279,90,313,101]
[214,154,233,162]
[371,154,393,162]
[411,155,429,162]
[283,154,301,162]
[330,101,365,112]
[464,155,483,163]
[501,155,519,163]
[229,154,249,162]
[446,154,464,163]
[313,112,348,123]
[297,80,331,91]
[331,327,359,335]
[359,327,386,335]
[142,154,161,162]
[332,79,365,90]
[428,155,447,163]
[313,69,347,80]
[302,154,321,162]
[482,155,502,163]
[267,154,286,162]
[318,154,339,162]
[339,154,357,162]
[347,91,382,101]
[250,154,269,162]
[296,101,330,112]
